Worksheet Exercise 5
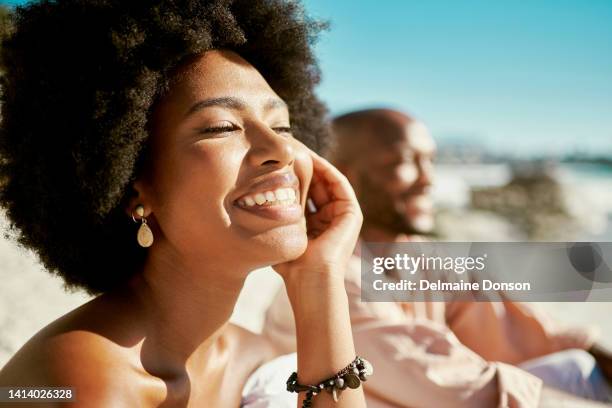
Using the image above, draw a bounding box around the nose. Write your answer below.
[245,122,295,169]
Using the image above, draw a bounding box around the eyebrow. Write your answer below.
[185,96,288,117]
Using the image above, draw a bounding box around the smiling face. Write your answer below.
[134,50,312,270]
[349,115,436,235]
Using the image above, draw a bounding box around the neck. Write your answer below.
[130,243,249,378]
[361,223,418,243]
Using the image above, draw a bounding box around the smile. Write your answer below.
[236,187,299,208]
[232,172,304,222]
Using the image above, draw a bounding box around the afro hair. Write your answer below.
[0,0,328,294]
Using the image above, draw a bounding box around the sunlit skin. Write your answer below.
[332,111,436,241]
[0,50,365,407]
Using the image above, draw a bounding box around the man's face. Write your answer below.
[354,121,436,235]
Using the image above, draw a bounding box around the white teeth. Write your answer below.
[265,191,276,202]
[239,187,298,207]
[275,188,288,200]
[254,193,266,205]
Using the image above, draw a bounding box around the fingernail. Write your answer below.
[306,198,317,213]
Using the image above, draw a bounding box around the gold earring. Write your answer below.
[131,204,154,248]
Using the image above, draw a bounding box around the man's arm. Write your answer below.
[446,301,600,364]
[342,264,542,408]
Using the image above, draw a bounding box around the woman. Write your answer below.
[0,1,367,406]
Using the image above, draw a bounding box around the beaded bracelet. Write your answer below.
[286,356,374,407]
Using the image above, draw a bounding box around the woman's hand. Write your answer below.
[272,148,366,408]
[273,149,363,281]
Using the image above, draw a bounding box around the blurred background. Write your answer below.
[1,0,611,366]
[304,0,612,243]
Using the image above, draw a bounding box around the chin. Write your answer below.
[409,215,435,235]
[276,234,308,262]
[249,225,308,265]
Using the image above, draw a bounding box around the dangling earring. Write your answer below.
[131,204,154,248]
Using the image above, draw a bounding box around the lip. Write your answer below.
[234,172,300,202]
[236,201,304,222]
[231,172,303,222]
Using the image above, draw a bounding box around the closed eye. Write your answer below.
[272,126,292,136]
[202,124,238,133]
[198,122,240,136]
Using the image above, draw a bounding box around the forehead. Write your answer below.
[164,50,282,113]
[367,121,436,164]
[404,122,436,153]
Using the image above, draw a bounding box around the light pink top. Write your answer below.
[263,254,598,408]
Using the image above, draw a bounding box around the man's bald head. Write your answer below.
[327,108,436,236]
[327,109,416,168]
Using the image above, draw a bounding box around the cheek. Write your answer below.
[151,143,243,249]
[395,163,418,184]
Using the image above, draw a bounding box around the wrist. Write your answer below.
[283,265,345,294]
[283,269,347,315]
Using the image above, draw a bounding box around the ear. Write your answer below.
[124,179,153,219]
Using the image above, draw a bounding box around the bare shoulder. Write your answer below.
[0,297,150,407]
[1,331,140,407]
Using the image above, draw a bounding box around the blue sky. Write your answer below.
[3,0,612,156]
[302,0,612,157]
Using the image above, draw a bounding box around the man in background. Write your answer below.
[265,108,612,407]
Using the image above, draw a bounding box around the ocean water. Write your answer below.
[562,162,612,181]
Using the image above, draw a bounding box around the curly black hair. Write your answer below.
[0,0,328,294]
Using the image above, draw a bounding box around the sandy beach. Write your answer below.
[1,207,611,367]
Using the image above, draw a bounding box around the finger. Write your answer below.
[308,175,331,209]
[307,200,360,235]
[307,201,334,224]
[306,210,330,232]
[310,151,358,204]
